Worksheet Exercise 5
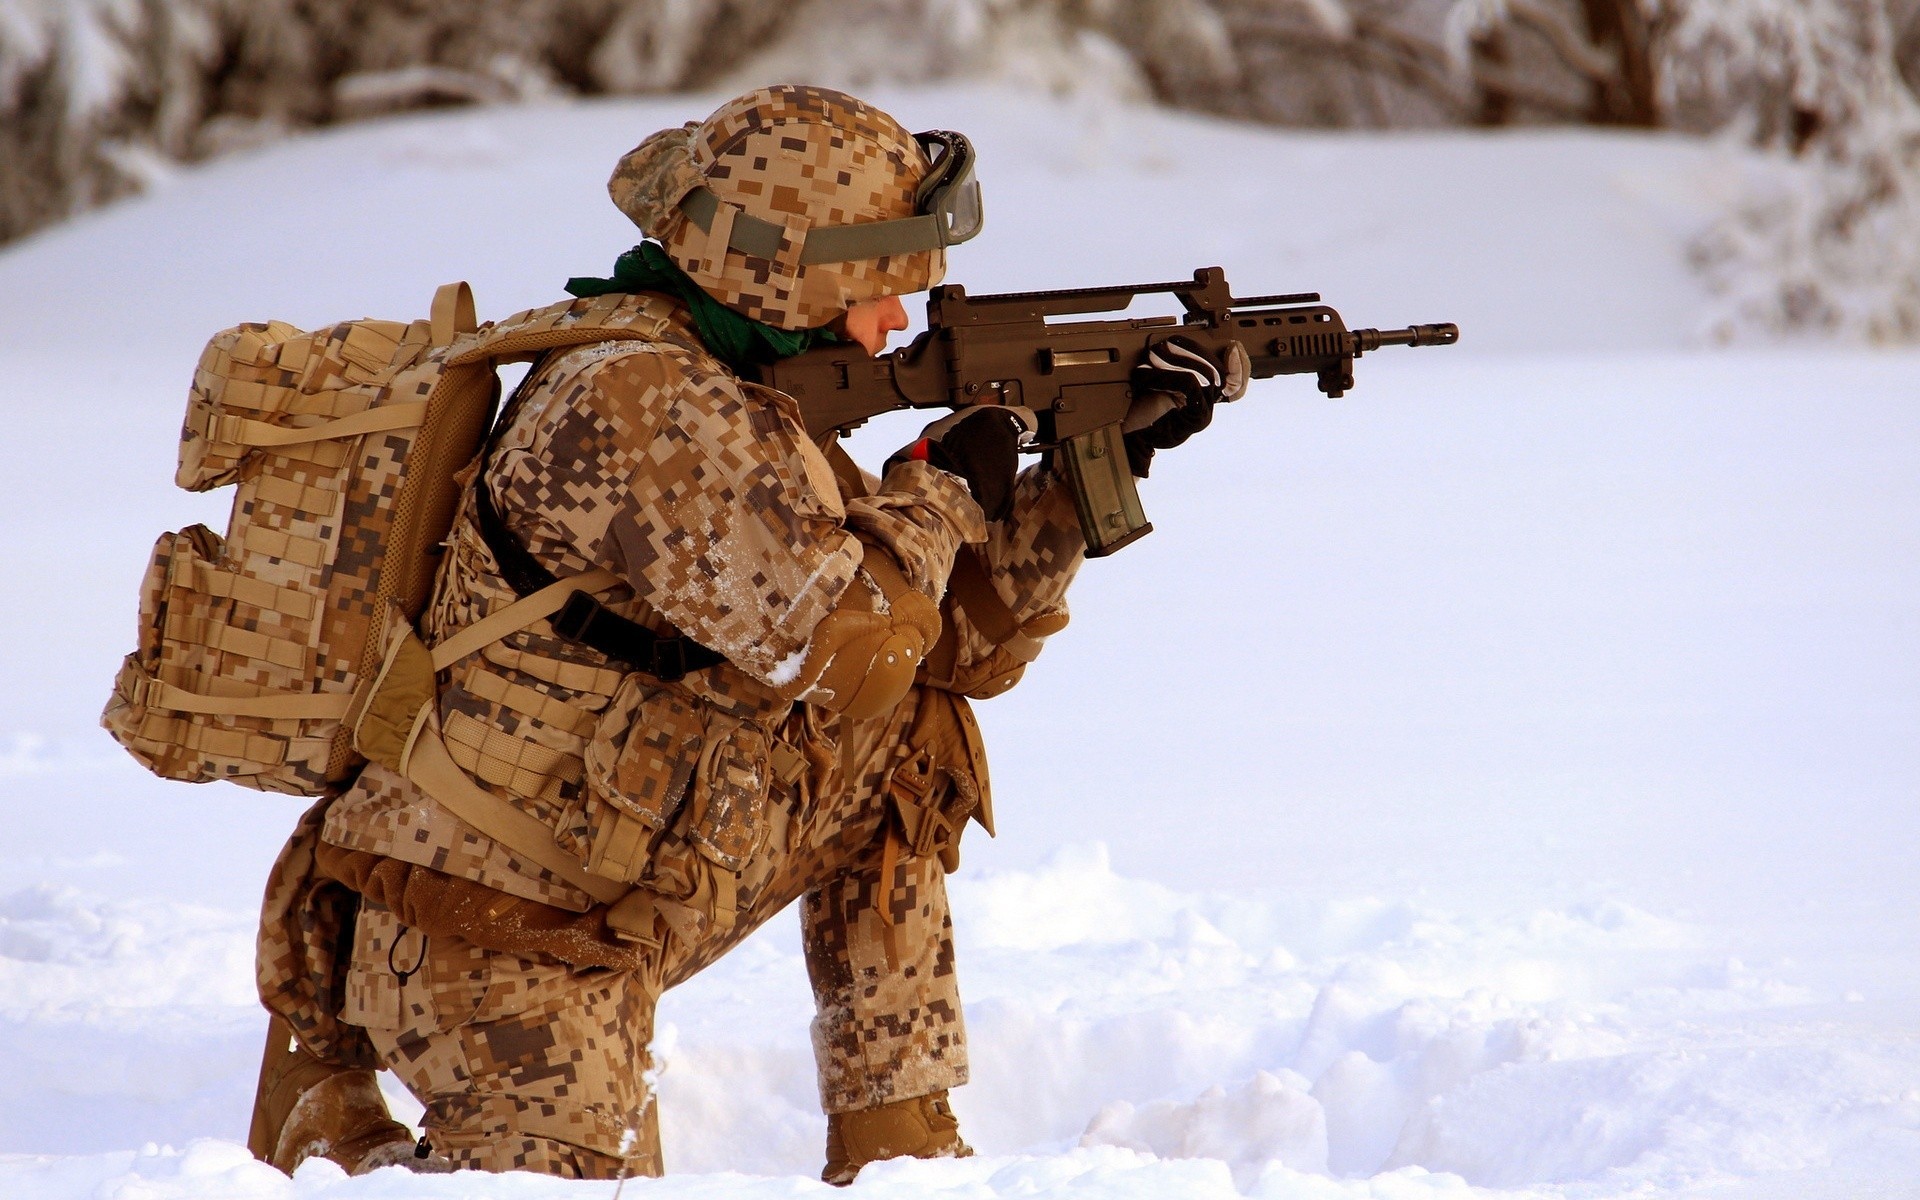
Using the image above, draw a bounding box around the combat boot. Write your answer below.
[822,1089,973,1185]
[247,1016,443,1175]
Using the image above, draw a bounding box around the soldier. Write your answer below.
[248,84,1231,1183]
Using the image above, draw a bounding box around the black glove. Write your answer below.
[1123,337,1246,477]
[887,406,1033,521]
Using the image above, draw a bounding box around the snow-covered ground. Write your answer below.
[0,87,1915,1199]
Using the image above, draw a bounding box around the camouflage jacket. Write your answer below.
[322,294,1084,909]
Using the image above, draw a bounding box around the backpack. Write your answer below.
[101,283,672,796]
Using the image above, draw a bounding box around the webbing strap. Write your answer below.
[682,187,945,265]
[406,716,629,906]
[429,281,476,346]
[461,660,598,739]
[445,325,661,369]
[216,402,428,449]
[176,721,288,765]
[141,677,353,720]
[442,708,583,793]
[181,559,316,622]
[179,616,306,671]
[471,480,723,683]
[428,569,619,671]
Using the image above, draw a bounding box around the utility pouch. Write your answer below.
[102,524,339,790]
[342,902,491,1035]
[583,678,706,882]
[685,719,771,872]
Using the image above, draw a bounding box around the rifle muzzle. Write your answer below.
[1351,323,1460,351]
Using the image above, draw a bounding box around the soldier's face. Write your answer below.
[840,295,910,356]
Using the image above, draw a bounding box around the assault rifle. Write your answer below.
[762,267,1459,556]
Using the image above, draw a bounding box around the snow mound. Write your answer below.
[1,846,1916,1197]
[1084,1068,1331,1184]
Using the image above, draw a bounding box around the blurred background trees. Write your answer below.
[4,0,1917,339]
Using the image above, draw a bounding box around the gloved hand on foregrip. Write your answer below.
[1123,337,1249,477]
[886,405,1034,521]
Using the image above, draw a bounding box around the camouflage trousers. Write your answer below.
[336,694,969,1178]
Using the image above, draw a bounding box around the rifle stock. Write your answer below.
[761,267,1459,556]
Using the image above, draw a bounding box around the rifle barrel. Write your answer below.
[1350,323,1459,351]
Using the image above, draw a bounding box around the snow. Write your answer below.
[1,85,1917,1198]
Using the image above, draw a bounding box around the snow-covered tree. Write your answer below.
[0,0,1678,246]
[1660,0,1920,340]
[4,0,1917,341]
[0,0,795,242]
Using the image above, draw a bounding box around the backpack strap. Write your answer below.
[426,568,619,673]
[470,481,725,683]
[405,711,631,908]
[430,281,477,346]
[213,403,428,450]
[467,341,727,685]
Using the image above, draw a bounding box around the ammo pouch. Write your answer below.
[580,676,799,943]
[342,573,643,918]
[346,584,797,948]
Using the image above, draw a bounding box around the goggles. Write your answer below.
[911,130,984,247]
[679,129,983,266]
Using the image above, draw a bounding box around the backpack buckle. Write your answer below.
[551,589,695,683]
[649,638,690,684]
[549,590,603,645]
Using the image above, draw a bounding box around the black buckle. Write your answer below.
[650,638,690,684]
[550,590,601,644]
[551,589,696,682]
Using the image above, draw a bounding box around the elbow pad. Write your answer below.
[781,540,942,719]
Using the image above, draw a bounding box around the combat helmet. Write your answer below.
[608,84,983,330]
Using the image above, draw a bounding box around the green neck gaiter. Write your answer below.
[565,242,842,373]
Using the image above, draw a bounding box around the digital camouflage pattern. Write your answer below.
[257,800,379,1068]
[101,289,680,797]
[609,85,945,330]
[840,454,1083,702]
[803,700,968,1115]
[335,691,965,1176]
[103,313,454,794]
[343,899,661,1178]
[300,297,1087,1171]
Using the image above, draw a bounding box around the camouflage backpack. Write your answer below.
[102,284,672,796]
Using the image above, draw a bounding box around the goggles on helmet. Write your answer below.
[679,128,983,267]
[911,130,983,247]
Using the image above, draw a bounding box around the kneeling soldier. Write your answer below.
[252,84,1115,1181]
